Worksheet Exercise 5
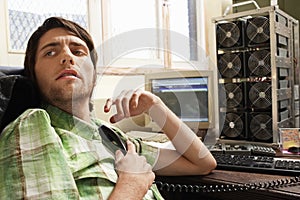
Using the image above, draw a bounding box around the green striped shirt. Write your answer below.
[0,104,163,199]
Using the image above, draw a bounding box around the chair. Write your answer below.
[0,66,40,131]
[0,66,25,76]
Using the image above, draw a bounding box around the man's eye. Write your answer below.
[74,50,85,56]
[45,51,55,56]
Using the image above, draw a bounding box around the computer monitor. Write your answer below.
[144,70,215,133]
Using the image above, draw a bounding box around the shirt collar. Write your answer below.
[41,103,100,140]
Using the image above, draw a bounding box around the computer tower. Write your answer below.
[214,5,300,144]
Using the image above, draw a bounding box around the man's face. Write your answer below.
[35,28,95,108]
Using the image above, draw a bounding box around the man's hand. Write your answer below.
[104,89,162,123]
[109,140,155,200]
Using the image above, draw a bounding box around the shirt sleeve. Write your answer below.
[0,109,80,199]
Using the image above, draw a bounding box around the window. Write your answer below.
[101,0,205,69]
[7,0,88,51]
[4,0,205,70]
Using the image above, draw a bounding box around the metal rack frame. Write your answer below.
[213,5,300,144]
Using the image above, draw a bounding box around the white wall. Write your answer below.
[93,74,145,99]
[92,74,147,131]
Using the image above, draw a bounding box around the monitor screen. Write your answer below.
[152,77,209,122]
[145,70,214,132]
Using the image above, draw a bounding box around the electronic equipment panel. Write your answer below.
[214,6,300,144]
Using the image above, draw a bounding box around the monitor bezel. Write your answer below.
[144,70,215,132]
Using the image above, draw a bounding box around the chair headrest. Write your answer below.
[0,66,24,76]
[0,67,40,132]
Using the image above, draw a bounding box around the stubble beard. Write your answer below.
[44,82,90,113]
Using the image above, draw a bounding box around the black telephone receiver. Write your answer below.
[98,125,127,154]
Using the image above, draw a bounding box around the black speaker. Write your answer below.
[217,52,245,78]
[220,112,247,140]
[248,112,273,142]
[220,82,246,110]
[246,16,270,47]
[247,81,272,110]
[216,20,245,49]
[245,49,271,77]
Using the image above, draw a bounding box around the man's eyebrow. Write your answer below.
[39,42,60,52]
[69,41,87,48]
[69,41,89,52]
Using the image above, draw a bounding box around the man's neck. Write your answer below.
[52,100,92,123]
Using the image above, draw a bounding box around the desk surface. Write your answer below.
[156,169,300,200]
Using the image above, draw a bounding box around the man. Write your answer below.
[0,17,216,199]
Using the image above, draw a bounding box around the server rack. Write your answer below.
[213,5,299,144]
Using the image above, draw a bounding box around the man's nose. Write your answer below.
[61,57,74,65]
[60,51,75,65]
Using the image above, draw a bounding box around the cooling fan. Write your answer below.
[249,113,272,141]
[246,16,270,46]
[248,82,272,109]
[216,21,244,48]
[221,112,245,139]
[221,83,244,109]
[247,49,271,76]
[218,53,243,78]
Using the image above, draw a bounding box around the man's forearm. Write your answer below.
[109,174,149,200]
[148,102,211,165]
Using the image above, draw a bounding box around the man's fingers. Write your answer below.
[104,98,113,113]
[110,114,123,123]
[115,149,124,163]
[130,89,143,108]
[122,90,136,117]
[108,89,148,123]
[126,140,136,154]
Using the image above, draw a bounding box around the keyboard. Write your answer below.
[212,153,300,176]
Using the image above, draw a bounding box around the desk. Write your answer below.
[156,170,300,200]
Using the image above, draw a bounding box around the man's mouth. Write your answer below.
[56,69,79,80]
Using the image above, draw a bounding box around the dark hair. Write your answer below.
[24,16,98,81]
[24,17,98,111]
